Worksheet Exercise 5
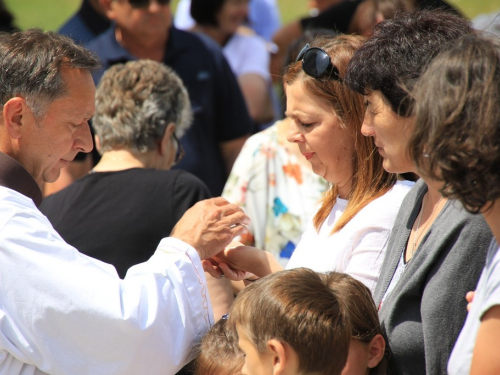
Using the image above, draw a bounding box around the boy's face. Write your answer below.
[237,325,275,375]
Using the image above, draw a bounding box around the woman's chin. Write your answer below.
[311,165,327,180]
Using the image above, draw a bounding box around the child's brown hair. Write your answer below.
[229,268,352,375]
[194,315,244,375]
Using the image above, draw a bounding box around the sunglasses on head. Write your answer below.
[296,43,341,81]
[127,0,170,8]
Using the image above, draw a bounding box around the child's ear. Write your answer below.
[94,135,101,154]
[267,339,300,375]
[367,334,386,369]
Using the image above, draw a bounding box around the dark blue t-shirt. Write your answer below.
[87,27,253,196]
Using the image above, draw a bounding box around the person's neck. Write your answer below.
[87,0,106,17]
[92,149,156,172]
[191,24,230,46]
[115,26,168,62]
[482,198,500,245]
[421,178,445,207]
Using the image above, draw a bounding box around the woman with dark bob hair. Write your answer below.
[190,0,275,126]
[344,10,493,374]
[409,33,500,375]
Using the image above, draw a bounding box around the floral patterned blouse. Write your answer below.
[222,121,328,267]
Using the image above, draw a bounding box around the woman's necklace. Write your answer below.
[410,195,444,257]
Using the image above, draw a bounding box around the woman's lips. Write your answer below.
[303,152,314,160]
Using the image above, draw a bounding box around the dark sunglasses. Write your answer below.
[127,0,170,8]
[172,133,185,166]
[296,43,341,81]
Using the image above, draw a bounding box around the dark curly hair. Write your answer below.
[344,9,471,117]
[410,33,500,213]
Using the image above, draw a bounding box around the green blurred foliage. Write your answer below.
[4,0,499,32]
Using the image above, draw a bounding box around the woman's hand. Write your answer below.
[202,257,253,281]
[202,243,284,280]
[466,290,476,312]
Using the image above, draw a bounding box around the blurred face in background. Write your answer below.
[216,0,249,36]
[105,0,172,39]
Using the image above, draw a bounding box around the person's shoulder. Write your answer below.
[349,180,415,228]
[245,124,278,147]
[369,180,415,209]
[232,31,267,47]
[146,168,209,189]
[387,179,415,199]
[174,28,222,53]
[229,31,269,60]
[396,177,426,205]
[445,199,490,228]
[0,186,46,226]
[86,27,116,53]
[39,174,93,210]
[0,186,35,209]
[58,15,91,43]
[171,28,229,70]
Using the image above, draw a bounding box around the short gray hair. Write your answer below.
[93,60,192,154]
[0,28,100,119]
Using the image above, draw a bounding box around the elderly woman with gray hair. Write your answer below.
[40,59,211,279]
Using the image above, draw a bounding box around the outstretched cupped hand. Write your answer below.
[171,197,250,260]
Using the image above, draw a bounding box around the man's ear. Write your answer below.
[94,135,102,154]
[267,339,300,375]
[367,334,386,369]
[159,122,175,156]
[99,0,116,20]
[3,97,28,140]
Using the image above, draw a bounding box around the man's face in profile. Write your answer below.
[22,67,95,186]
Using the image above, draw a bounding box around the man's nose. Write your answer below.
[74,122,94,153]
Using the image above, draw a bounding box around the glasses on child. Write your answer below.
[172,133,185,166]
[127,0,170,8]
[296,43,341,81]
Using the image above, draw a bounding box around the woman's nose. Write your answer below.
[361,118,375,137]
[287,124,304,144]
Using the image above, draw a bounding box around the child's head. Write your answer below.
[229,268,385,375]
[321,272,387,375]
[194,315,244,375]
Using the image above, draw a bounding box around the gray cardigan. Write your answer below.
[374,179,492,375]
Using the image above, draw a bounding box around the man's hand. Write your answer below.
[171,197,250,260]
